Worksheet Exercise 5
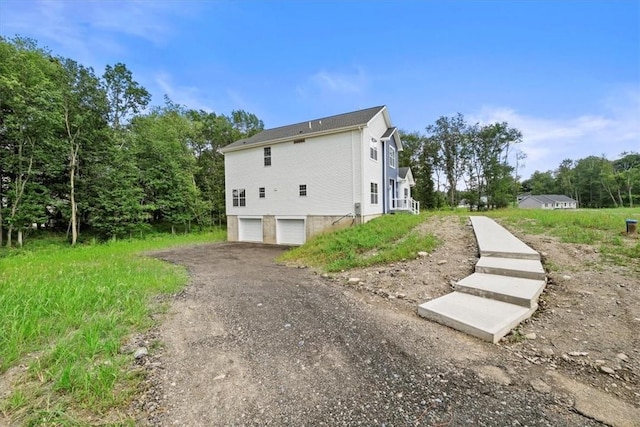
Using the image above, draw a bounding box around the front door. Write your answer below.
[389,179,395,209]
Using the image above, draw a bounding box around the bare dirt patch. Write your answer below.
[128,216,639,426]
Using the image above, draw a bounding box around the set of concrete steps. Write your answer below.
[418,216,546,343]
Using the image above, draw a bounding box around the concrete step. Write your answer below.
[470,216,540,260]
[455,273,546,308]
[475,256,545,280]
[417,292,537,343]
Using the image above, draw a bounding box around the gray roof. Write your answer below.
[381,126,397,139]
[398,167,410,179]
[222,106,386,151]
[525,194,576,204]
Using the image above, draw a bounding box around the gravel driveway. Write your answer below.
[140,242,605,426]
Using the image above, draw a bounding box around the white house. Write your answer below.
[220,105,418,245]
[518,194,577,209]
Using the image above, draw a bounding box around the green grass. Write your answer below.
[469,207,640,271]
[0,229,225,425]
[278,213,439,272]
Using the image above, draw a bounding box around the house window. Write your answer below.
[299,184,307,197]
[259,187,265,198]
[370,139,378,160]
[389,146,396,168]
[264,147,271,166]
[370,182,379,204]
[232,189,246,207]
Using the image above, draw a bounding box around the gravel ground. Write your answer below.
[131,241,622,426]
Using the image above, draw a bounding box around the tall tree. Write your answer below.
[0,37,63,247]
[102,63,150,132]
[613,152,640,208]
[426,114,468,207]
[58,58,109,244]
[132,100,202,231]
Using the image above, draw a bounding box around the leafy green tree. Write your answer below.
[555,159,577,201]
[613,152,640,208]
[57,58,113,244]
[573,156,614,208]
[522,171,556,195]
[102,63,150,132]
[426,114,468,207]
[132,100,202,231]
[398,130,437,209]
[0,37,63,246]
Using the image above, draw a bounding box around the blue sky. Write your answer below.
[1,0,638,178]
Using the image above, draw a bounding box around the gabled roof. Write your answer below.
[522,194,576,204]
[398,167,415,186]
[222,106,386,152]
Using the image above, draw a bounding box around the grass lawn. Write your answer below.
[473,207,640,271]
[278,212,439,271]
[0,230,225,425]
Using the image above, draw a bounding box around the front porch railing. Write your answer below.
[392,198,420,215]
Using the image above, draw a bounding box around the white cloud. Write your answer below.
[298,67,369,98]
[469,89,640,177]
[0,0,192,65]
[154,72,212,112]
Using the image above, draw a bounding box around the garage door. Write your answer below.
[277,219,306,245]
[239,218,263,242]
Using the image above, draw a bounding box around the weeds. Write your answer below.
[0,229,225,424]
[468,208,639,272]
[278,213,439,271]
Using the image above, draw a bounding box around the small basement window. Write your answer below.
[299,184,307,197]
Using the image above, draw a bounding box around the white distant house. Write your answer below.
[518,194,577,209]
[220,105,418,245]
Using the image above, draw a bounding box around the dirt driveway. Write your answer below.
[133,239,638,426]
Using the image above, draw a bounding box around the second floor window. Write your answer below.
[389,146,396,168]
[259,187,265,198]
[299,184,307,197]
[232,189,246,207]
[370,139,378,160]
[264,147,271,166]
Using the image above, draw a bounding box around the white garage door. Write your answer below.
[277,219,306,245]
[239,218,263,242]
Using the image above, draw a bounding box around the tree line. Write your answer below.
[521,153,639,208]
[399,113,525,210]
[3,36,637,247]
[1,37,263,247]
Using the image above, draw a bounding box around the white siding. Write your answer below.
[225,131,359,217]
[360,113,388,216]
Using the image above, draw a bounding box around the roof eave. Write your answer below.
[220,124,366,153]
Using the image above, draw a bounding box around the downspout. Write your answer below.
[361,126,366,223]
[382,141,387,214]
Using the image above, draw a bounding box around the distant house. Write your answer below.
[220,106,418,245]
[518,194,577,209]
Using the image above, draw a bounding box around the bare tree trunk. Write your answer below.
[65,107,80,246]
[17,230,23,247]
[70,156,78,245]
[6,225,12,248]
[617,188,624,207]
